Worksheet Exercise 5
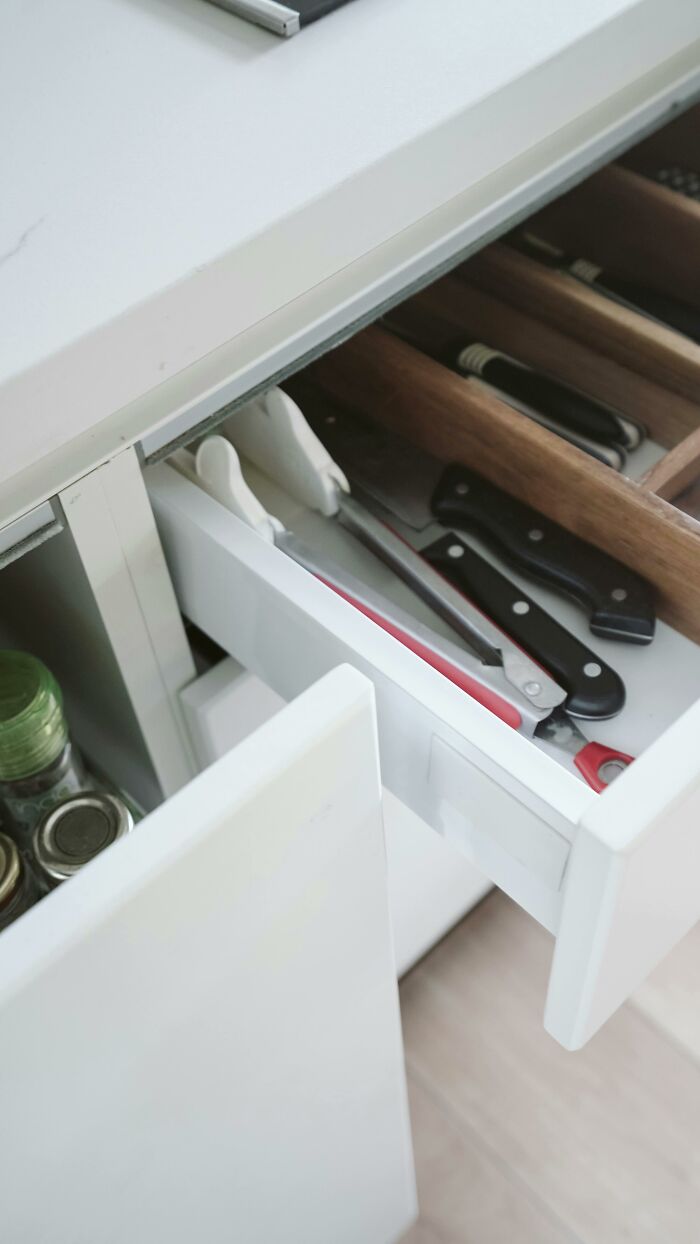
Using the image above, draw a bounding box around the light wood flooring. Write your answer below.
[398,890,700,1244]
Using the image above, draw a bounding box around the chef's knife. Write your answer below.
[305,404,655,648]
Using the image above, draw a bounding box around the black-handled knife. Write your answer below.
[512,232,700,345]
[303,404,651,717]
[455,342,644,452]
[422,531,625,718]
[304,402,655,646]
[432,465,655,643]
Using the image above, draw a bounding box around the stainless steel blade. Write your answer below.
[335,493,564,714]
[274,528,551,734]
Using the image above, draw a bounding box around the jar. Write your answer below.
[32,792,134,890]
[0,652,88,844]
[0,832,39,931]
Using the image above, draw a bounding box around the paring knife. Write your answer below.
[513,232,700,346]
[455,342,644,455]
[304,403,655,648]
[190,428,633,791]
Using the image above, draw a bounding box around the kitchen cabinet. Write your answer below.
[0,666,415,1244]
[1,1,700,1239]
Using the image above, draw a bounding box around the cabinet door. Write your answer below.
[180,656,491,976]
[0,666,415,1244]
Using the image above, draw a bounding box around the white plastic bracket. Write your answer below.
[222,387,349,517]
[194,436,283,543]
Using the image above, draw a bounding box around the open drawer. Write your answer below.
[0,662,415,1243]
[147,454,700,1051]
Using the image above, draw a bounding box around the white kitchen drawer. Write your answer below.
[0,666,415,1244]
[149,460,700,1050]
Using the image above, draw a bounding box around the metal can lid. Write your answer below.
[33,792,133,882]
[0,832,22,908]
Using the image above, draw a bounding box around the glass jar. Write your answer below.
[0,832,39,931]
[0,652,88,845]
[32,793,134,890]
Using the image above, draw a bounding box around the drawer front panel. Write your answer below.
[0,667,415,1243]
[546,697,700,1048]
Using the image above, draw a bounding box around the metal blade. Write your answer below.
[304,404,443,530]
[336,493,564,714]
[274,527,551,734]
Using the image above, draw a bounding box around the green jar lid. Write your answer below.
[0,653,68,781]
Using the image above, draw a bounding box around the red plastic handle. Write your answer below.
[574,741,634,793]
[318,577,522,730]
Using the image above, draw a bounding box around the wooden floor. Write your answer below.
[398,890,700,1244]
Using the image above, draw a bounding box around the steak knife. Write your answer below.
[304,404,655,649]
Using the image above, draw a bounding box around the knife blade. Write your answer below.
[305,404,655,650]
[274,527,559,730]
[337,486,625,719]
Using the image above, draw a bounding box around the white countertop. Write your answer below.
[1,0,699,509]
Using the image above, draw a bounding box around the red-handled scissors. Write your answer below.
[535,708,633,792]
[317,572,635,793]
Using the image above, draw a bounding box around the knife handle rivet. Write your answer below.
[447,544,464,559]
[611,587,628,601]
[455,482,469,496]
[524,681,542,696]
[583,662,602,678]
[528,528,544,542]
[512,600,530,615]
[325,415,336,424]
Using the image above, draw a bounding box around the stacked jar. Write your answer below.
[0,651,88,847]
[0,652,135,929]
